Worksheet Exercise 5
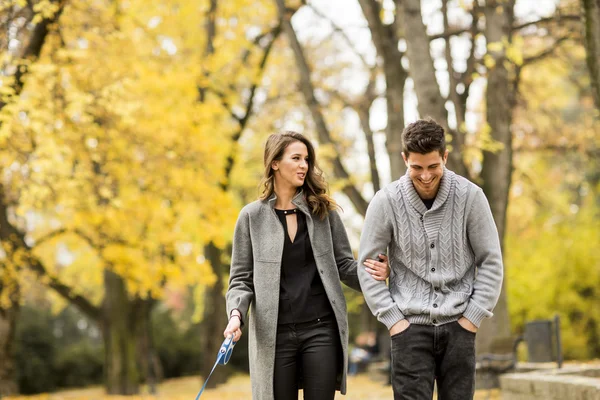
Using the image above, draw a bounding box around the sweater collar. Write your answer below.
[401,167,454,214]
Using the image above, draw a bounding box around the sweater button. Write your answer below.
[430,243,435,249]
[433,319,438,324]
[434,287,440,292]
[433,303,438,308]
[431,268,436,272]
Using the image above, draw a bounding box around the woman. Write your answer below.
[224,131,388,400]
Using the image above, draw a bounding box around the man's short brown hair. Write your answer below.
[402,118,446,157]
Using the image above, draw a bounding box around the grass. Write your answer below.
[5,374,501,399]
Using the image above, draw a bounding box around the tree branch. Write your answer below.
[398,0,469,177]
[0,184,101,321]
[457,3,481,131]
[521,35,573,66]
[275,0,369,215]
[360,0,407,179]
[305,2,372,68]
[29,257,102,321]
[512,14,580,32]
[198,0,217,102]
[357,75,381,193]
[514,143,599,156]
[582,0,600,112]
[33,228,68,246]
[442,0,466,156]
[12,0,66,95]
[218,24,283,188]
[236,25,282,131]
[0,0,67,120]
[325,73,381,192]
[428,14,580,41]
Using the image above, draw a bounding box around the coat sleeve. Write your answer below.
[463,188,504,328]
[226,208,255,323]
[328,209,361,291]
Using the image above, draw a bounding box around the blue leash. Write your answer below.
[194,335,236,400]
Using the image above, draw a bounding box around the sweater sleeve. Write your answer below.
[358,190,405,330]
[225,208,255,322]
[328,210,361,291]
[463,188,504,328]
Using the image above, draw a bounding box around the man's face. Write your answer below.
[402,150,448,200]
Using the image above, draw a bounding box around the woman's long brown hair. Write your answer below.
[259,131,338,219]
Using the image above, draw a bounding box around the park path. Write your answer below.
[5,374,500,399]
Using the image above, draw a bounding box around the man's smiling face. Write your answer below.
[402,150,448,200]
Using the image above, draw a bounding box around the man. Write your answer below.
[358,118,503,400]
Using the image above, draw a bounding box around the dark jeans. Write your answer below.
[390,321,476,400]
[274,316,339,400]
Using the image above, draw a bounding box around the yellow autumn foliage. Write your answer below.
[0,0,283,310]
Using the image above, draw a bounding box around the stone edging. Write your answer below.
[500,366,600,400]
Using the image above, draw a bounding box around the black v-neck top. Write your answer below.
[274,208,333,324]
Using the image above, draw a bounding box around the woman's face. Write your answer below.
[272,141,309,190]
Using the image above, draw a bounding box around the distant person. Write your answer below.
[348,331,379,375]
[223,131,390,400]
[358,119,504,400]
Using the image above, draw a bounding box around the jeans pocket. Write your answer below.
[455,320,477,335]
[390,324,420,376]
[390,323,413,340]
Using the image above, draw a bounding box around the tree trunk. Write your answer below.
[0,299,18,397]
[397,0,468,177]
[358,105,382,192]
[477,0,515,354]
[199,243,228,388]
[358,0,407,180]
[135,298,162,394]
[1,188,144,396]
[359,303,377,333]
[582,0,600,112]
[197,1,283,390]
[0,4,63,395]
[398,0,447,125]
[275,0,369,215]
[0,198,20,398]
[103,270,140,395]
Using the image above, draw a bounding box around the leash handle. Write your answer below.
[194,336,237,400]
[219,335,235,365]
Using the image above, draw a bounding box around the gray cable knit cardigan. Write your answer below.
[226,191,361,400]
[358,168,503,330]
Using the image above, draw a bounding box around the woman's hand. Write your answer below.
[223,312,243,342]
[364,254,390,281]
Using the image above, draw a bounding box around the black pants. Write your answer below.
[390,321,476,400]
[274,316,339,400]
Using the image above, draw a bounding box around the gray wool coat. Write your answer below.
[226,191,362,400]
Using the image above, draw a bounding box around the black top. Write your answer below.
[421,197,435,210]
[274,208,333,324]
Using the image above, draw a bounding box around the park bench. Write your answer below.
[476,315,563,390]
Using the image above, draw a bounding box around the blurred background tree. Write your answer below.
[0,0,598,396]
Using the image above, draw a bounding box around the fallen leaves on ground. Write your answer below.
[6,374,501,399]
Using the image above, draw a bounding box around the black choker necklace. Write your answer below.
[275,208,298,215]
